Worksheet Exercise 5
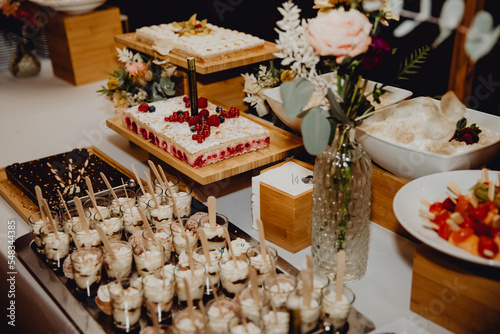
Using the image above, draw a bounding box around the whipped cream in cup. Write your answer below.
[286,289,321,333]
[320,283,355,332]
[261,308,289,334]
[206,297,241,334]
[70,248,103,296]
[171,218,199,255]
[40,223,70,269]
[173,308,206,334]
[108,188,136,217]
[142,226,172,264]
[174,262,206,307]
[236,286,271,324]
[29,210,60,253]
[246,245,278,286]
[99,216,123,243]
[263,273,297,310]
[166,185,192,218]
[219,255,250,298]
[199,214,228,250]
[297,273,330,300]
[120,202,145,238]
[147,199,174,226]
[108,277,143,332]
[103,241,133,280]
[186,246,222,296]
[154,174,180,194]
[228,316,262,334]
[133,240,165,276]
[142,265,176,324]
[228,237,251,257]
[72,222,102,250]
[137,185,164,211]
[84,196,112,221]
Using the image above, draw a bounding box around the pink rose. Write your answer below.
[126,62,147,77]
[307,9,372,63]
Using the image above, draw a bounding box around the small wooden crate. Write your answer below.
[45,6,122,85]
[410,244,500,334]
[259,159,313,253]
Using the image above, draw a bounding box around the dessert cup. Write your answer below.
[296,272,330,300]
[147,199,174,226]
[228,315,262,334]
[40,223,70,269]
[72,222,102,249]
[320,283,355,333]
[139,324,175,334]
[165,184,192,218]
[70,248,103,296]
[170,218,199,255]
[206,296,241,334]
[108,188,136,217]
[246,245,278,286]
[120,202,145,238]
[103,241,133,280]
[263,273,297,310]
[236,286,271,324]
[133,240,165,277]
[84,196,112,221]
[219,254,250,298]
[98,215,123,243]
[191,246,223,298]
[142,266,176,324]
[261,307,289,334]
[137,185,164,210]
[172,308,207,334]
[198,214,228,250]
[28,210,59,254]
[142,226,172,264]
[154,174,180,194]
[174,262,206,308]
[286,289,321,333]
[108,277,144,332]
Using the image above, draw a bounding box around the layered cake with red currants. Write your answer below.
[122,95,271,168]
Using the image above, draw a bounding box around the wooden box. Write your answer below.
[259,159,313,253]
[45,7,122,85]
[410,244,500,334]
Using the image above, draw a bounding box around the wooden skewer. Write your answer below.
[100,172,118,201]
[488,181,495,202]
[223,227,239,269]
[447,180,461,197]
[74,196,90,234]
[143,171,160,208]
[422,219,440,230]
[95,224,117,262]
[148,160,165,189]
[157,165,171,189]
[208,196,217,230]
[131,164,146,195]
[198,228,213,267]
[468,189,479,208]
[256,218,267,260]
[446,218,461,232]
[138,207,156,242]
[146,301,161,334]
[446,191,458,204]
[482,168,489,183]
[335,250,346,303]
[419,208,435,220]
[420,198,431,208]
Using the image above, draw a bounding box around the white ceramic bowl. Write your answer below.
[262,74,412,132]
[30,0,107,15]
[355,105,500,180]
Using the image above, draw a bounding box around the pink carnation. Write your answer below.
[126,62,147,77]
[307,9,372,63]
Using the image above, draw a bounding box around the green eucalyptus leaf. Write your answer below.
[280,77,314,118]
[301,106,332,155]
[326,88,354,127]
[296,107,313,119]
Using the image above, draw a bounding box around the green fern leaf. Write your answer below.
[395,45,430,81]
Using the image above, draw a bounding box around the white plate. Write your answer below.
[29,0,106,15]
[393,169,500,267]
[263,73,412,132]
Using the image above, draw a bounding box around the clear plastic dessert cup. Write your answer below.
[263,273,297,310]
[132,240,165,277]
[108,277,144,332]
[246,245,278,286]
[219,254,250,298]
[320,283,355,333]
[286,289,322,333]
[261,307,289,334]
[174,261,206,308]
[29,210,59,254]
[228,315,263,334]
[120,202,145,239]
[165,184,192,218]
[154,174,180,194]
[191,246,222,298]
[142,226,172,264]
[72,222,102,250]
[206,296,241,334]
[147,198,174,227]
[236,286,271,324]
[137,185,164,210]
[296,271,330,300]
[108,188,136,217]
[40,223,70,269]
[70,248,103,296]
[98,214,123,243]
[198,213,228,250]
[84,196,112,221]
[170,218,199,255]
[142,265,176,325]
[173,308,207,334]
[103,241,133,280]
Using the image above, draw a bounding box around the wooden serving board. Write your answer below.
[0,147,137,224]
[115,33,278,74]
[106,114,304,185]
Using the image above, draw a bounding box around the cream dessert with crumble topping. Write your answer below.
[122,95,271,168]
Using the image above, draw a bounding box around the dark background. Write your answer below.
[108,0,500,116]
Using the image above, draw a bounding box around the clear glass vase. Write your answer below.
[311,125,372,283]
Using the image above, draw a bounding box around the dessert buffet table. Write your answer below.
[0,59,451,333]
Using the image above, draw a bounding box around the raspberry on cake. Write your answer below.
[122,96,271,168]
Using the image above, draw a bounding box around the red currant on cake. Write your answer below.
[138,103,149,112]
[207,114,220,127]
[198,97,208,108]
[183,95,190,103]
[199,109,209,119]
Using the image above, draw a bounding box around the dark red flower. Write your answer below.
[360,37,392,71]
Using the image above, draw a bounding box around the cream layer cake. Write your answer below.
[136,21,265,60]
[122,96,270,168]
